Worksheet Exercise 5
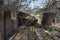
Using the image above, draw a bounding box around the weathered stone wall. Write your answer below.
[0,0,4,40]
[41,12,56,26]
[45,0,60,23]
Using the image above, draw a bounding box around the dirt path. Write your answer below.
[13,25,26,40]
[13,26,38,40]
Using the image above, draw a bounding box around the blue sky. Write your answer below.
[4,0,49,11]
[19,0,49,11]
[28,0,48,9]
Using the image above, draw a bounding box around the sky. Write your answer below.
[19,0,49,11]
[28,0,48,9]
[4,0,49,11]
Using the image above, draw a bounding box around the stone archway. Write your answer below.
[41,12,56,26]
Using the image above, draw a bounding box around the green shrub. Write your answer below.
[45,26,57,31]
[40,31,53,40]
